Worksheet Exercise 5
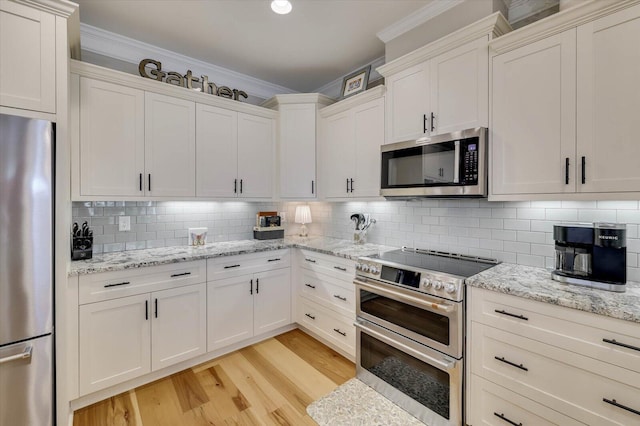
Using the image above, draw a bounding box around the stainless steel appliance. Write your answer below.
[354,248,498,426]
[0,114,54,426]
[552,222,627,292]
[380,127,487,198]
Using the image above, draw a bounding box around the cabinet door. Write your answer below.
[79,294,151,395]
[151,283,206,371]
[353,97,384,198]
[577,4,640,193]
[430,36,488,135]
[491,30,577,196]
[196,104,238,197]
[322,111,355,198]
[0,2,55,112]
[254,268,291,336]
[279,104,317,198]
[80,78,145,197]
[384,62,429,143]
[237,113,274,198]
[145,92,196,197]
[207,275,254,351]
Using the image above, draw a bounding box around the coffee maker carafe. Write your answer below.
[552,223,626,292]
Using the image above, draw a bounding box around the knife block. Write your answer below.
[71,235,93,260]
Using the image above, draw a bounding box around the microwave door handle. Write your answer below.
[354,278,455,314]
[453,140,460,184]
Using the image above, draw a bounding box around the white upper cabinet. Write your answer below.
[279,103,318,198]
[145,92,196,197]
[79,78,145,197]
[491,30,577,196]
[490,1,640,200]
[353,97,385,198]
[237,112,274,198]
[322,110,354,198]
[384,63,430,143]
[0,1,55,113]
[576,3,640,194]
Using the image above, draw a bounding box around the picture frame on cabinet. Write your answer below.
[340,65,371,99]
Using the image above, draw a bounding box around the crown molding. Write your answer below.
[313,56,386,100]
[490,0,639,54]
[261,93,335,110]
[319,85,385,117]
[377,12,511,77]
[79,23,298,100]
[376,0,466,43]
[13,0,78,17]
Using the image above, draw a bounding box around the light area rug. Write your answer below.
[306,378,425,426]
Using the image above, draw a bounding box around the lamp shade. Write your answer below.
[295,205,312,224]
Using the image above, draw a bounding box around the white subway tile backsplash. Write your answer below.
[597,200,639,210]
[491,229,517,241]
[530,220,555,233]
[546,208,578,221]
[578,209,617,223]
[503,241,531,254]
[517,231,547,244]
[492,208,516,219]
[517,253,545,268]
[504,219,531,231]
[617,210,640,224]
[516,208,546,220]
[480,218,504,229]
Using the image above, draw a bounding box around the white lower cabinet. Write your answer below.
[467,287,640,426]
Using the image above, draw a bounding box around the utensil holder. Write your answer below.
[354,230,367,245]
[71,236,93,260]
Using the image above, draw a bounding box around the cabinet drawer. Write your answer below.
[299,249,355,281]
[469,375,585,426]
[298,298,355,357]
[207,249,290,279]
[79,260,206,304]
[471,322,640,426]
[300,270,355,316]
[469,287,640,374]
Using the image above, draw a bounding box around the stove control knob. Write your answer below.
[361,264,370,272]
[445,284,457,294]
[433,281,443,290]
[355,263,361,270]
[422,279,431,288]
[369,266,379,275]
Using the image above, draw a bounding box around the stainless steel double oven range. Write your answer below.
[354,248,498,426]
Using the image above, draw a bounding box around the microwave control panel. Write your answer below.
[460,139,479,184]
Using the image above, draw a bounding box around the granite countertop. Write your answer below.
[466,263,640,323]
[68,236,395,276]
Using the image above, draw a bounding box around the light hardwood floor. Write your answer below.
[73,329,355,426]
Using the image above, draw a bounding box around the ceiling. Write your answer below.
[74,0,432,93]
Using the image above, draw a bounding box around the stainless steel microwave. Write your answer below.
[380,127,487,198]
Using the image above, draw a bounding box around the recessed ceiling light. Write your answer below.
[271,0,292,15]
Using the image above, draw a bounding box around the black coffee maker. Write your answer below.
[552,223,626,292]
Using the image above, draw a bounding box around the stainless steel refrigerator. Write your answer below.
[0,113,54,426]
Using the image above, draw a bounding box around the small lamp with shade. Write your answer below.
[294,205,312,237]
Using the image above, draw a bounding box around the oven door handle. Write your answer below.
[355,319,456,371]
[354,278,455,314]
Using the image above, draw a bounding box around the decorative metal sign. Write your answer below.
[138,59,248,101]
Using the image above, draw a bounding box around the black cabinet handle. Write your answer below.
[423,114,428,133]
[333,328,346,336]
[494,309,528,321]
[565,157,570,185]
[493,412,522,426]
[250,278,253,295]
[139,173,143,191]
[240,179,243,194]
[305,258,316,263]
[431,112,435,132]
[267,258,281,262]
[145,300,148,320]
[603,338,640,353]
[104,281,131,288]
[170,272,191,278]
[312,180,314,194]
[148,174,151,192]
[305,283,316,289]
[154,298,158,318]
[333,294,347,301]
[350,178,354,193]
[305,313,316,320]
[333,266,347,271]
[346,178,349,193]
[256,278,259,294]
[495,356,528,371]
[234,179,237,194]
[603,398,640,416]
[581,156,586,184]
[224,264,241,269]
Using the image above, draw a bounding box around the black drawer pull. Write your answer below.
[565,157,570,185]
[305,258,316,263]
[603,338,640,353]
[495,356,528,371]
[256,278,259,294]
[145,300,148,320]
[224,264,241,269]
[333,266,347,271]
[104,281,131,288]
[333,294,347,301]
[494,412,522,426]
[305,313,316,320]
[581,156,586,184]
[170,272,191,278]
[603,398,640,416]
[267,258,281,262]
[154,298,158,318]
[305,283,316,289]
[250,279,253,295]
[495,309,528,321]
[139,173,143,191]
[333,328,346,336]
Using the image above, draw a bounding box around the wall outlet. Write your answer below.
[279,212,287,223]
[119,216,131,232]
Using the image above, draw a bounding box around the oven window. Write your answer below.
[361,332,450,419]
[360,289,450,345]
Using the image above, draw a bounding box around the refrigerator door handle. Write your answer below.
[0,346,32,364]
